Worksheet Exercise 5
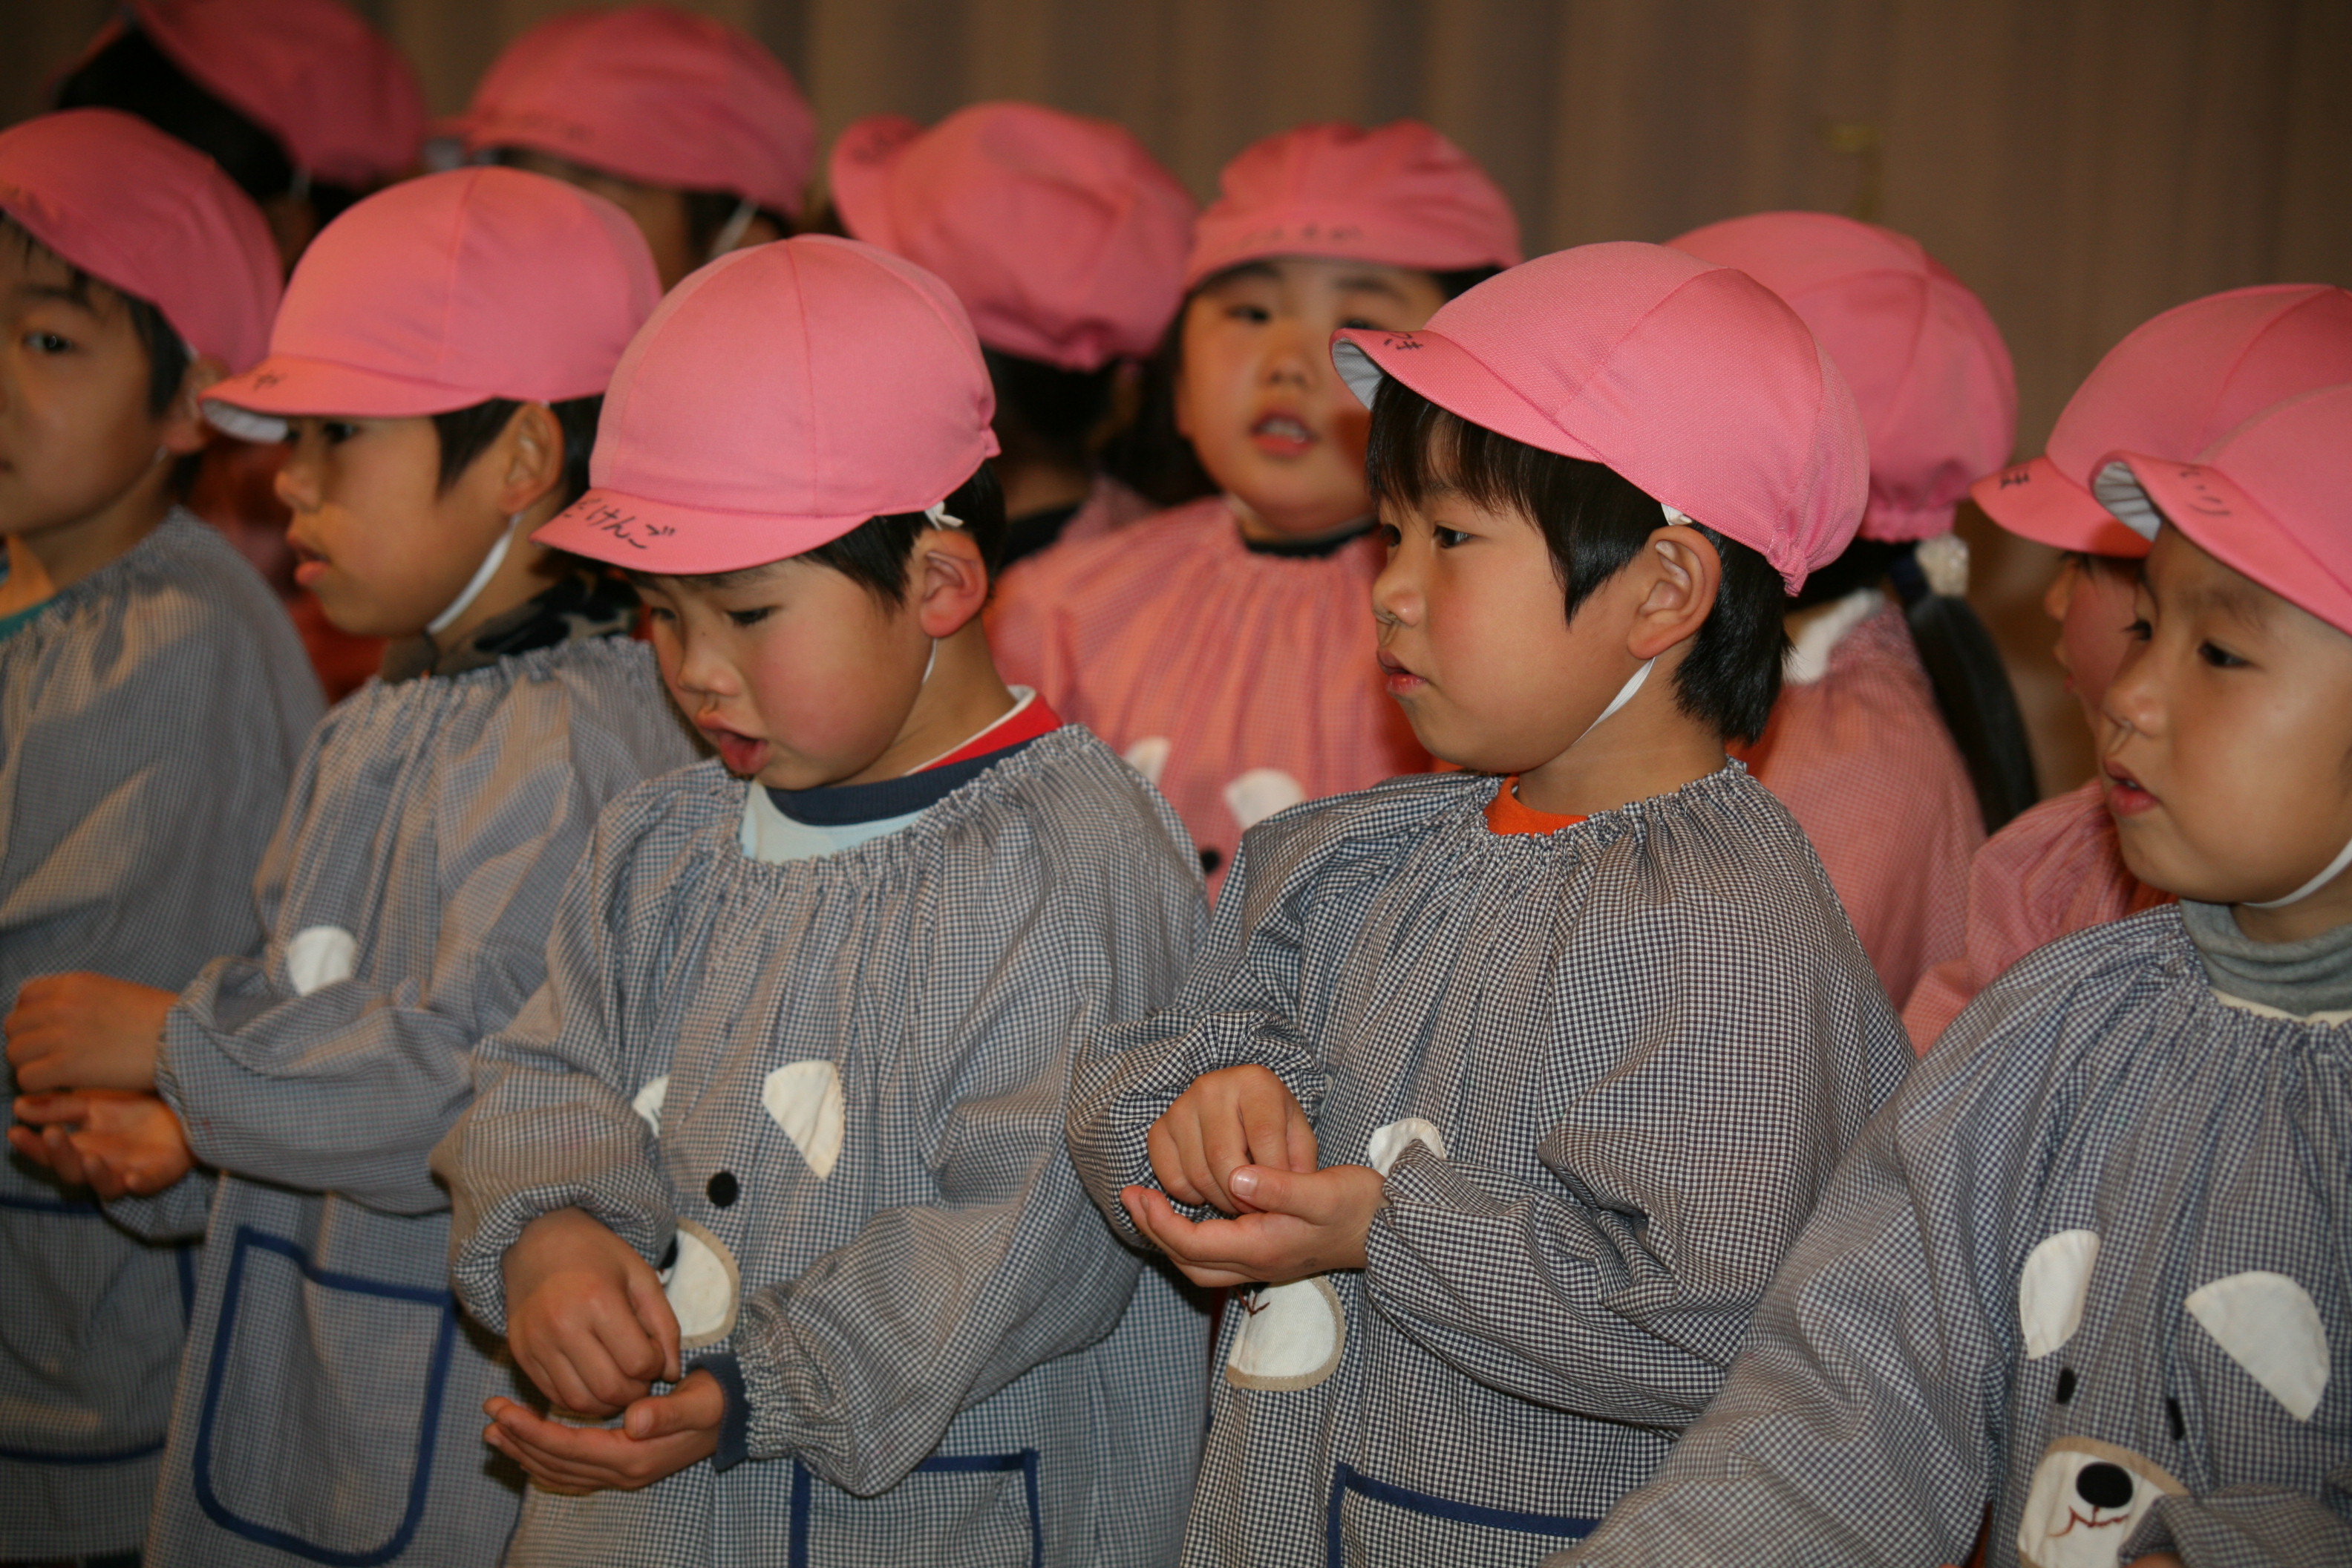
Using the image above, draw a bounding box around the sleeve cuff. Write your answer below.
[690,1352,750,1473]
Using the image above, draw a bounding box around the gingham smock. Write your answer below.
[0,512,320,1559]
[438,727,1210,1567]
[140,633,695,1568]
[1067,762,1912,1567]
[1560,906,2352,1568]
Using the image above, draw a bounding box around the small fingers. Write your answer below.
[1143,1120,1205,1207]
[623,1262,682,1385]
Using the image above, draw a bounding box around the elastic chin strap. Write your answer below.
[1577,658,1654,743]
[427,514,520,638]
[2246,832,2352,910]
[705,197,759,261]
[916,500,967,687]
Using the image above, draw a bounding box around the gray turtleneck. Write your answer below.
[2180,898,2352,1018]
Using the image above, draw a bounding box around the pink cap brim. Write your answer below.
[2114,452,2352,636]
[204,353,503,437]
[1331,327,1609,466]
[826,115,921,255]
[535,487,882,575]
[1968,455,2149,558]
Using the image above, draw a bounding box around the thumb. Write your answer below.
[1226,1163,1333,1221]
[623,1388,688,1440]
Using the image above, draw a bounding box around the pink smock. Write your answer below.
[1741,601,1981,1005]
[1900,776,2171,1053]
[988,495,1427,895]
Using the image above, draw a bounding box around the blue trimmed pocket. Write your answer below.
[190,1226,457,1566]
[788,1449,1041,1567]
[1326,1463,1596,1567]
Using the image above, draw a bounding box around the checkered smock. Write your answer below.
[139,633,694,1568]
[437,728,1209,1567]
[989,496,1428,898]
[1,512,320,1559]
[1902,777,2171,1053]
[1559,906,2352,1568]
[1067,763,1912,1567]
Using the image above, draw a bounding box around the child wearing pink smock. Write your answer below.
[1672,212,2025,1005]
[990,121,1520,891]
[1901,281,2352,1048]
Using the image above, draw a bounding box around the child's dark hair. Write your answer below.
[985,348,1120,481]
[1103,264,1504,509]
[803,464,1008,604]
[431,398,605,510]
[679,189,792,256]
[56,25,364,225]
[1367,376,1788,742]
[4,218,192,419]
[1791,534,2039,832]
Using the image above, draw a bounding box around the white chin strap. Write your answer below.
[427,514,520,638]
[917,500,967,687]
[1572,497,1695,744]
[2247,832,2352,910]
[705,197,759,261]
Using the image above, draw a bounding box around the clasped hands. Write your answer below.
[489,1206,722,1494]
[1120,1064,1385,1288]
[4,973,192,1198]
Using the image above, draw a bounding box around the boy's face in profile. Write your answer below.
[1371,480,1644,776]
[0,238,174,539]
[2103,527,2352,924]
[636,553,936,791]
[2044,550,2142,728]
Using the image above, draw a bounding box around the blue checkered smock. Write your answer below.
[137,633,694,1568]
[1558,906,2352,1568]
[1,512,320,1559]
[438,728,1209,1567]
[1068,763,1912,1567]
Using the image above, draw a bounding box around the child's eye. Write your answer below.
[1376,523,1401,548]
[2198,640,2247,669]
[321,421,362,444]
[725,606,773,628]
[23,330,74,353]
[1339,317,1381,332]
[1434,527,1471,549]
[1223,303,1271,324]
[2126,617,2152,641]
[640,604,676,625]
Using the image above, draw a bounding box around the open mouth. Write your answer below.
[1377,649,1426,698]
[696,715,770,776]
[1250,412,1316,457]
[287,537,332,589]
[2103,759,2157,816]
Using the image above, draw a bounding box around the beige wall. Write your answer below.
[9,0,2348,792]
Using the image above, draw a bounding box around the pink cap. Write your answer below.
[831,102,1196,371]
[1973,283,2352,558]
[0,108,280,370]
[454,5,816,220]
[2096,384,2352,636]
[79,0,425,187]
[1333,241,1867,593]
[203,167,659,437]
[538,237,1000,575]
[1185,120,1520,290]
[1670,211,2015,544]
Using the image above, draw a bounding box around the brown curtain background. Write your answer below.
[8,0,2348,794]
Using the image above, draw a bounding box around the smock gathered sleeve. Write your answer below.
[434,791,679,1334]
[1065,832,1333,1245]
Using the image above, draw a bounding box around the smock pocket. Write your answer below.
[1326,1463,1595,1568]
[190,1226,457,1566]
[789,1450,1041,1568]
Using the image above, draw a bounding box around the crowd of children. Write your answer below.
[1,3,2344,1567]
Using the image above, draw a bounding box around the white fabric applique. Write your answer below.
[1123,735,1172,787]
[1225,1274,1347,1391]
[2016,1434,2185,1568]
[2018,1229,2101,1360]
[1224,768,1307,832]
[762,1060,846,1180]
[630,1076,670,1135]
[284,925,358,996]
[2186,1270,2330,1421]
[1366,1117,1446,1178]
[661,1216,741,1351]
[1783,588,1882,687]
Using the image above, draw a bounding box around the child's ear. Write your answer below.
[159,356,229,457]
[912,528,990,641]
[1626,524,1722,660]
[496,402,568,517]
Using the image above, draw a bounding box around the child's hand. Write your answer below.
[8,1090,196,1199]
[1121,1162,1385,1287]
[5,973,176,1093]
[481,1371,723,1493]
[503,1207,682,1418]
[1144,1065,1318,1216]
